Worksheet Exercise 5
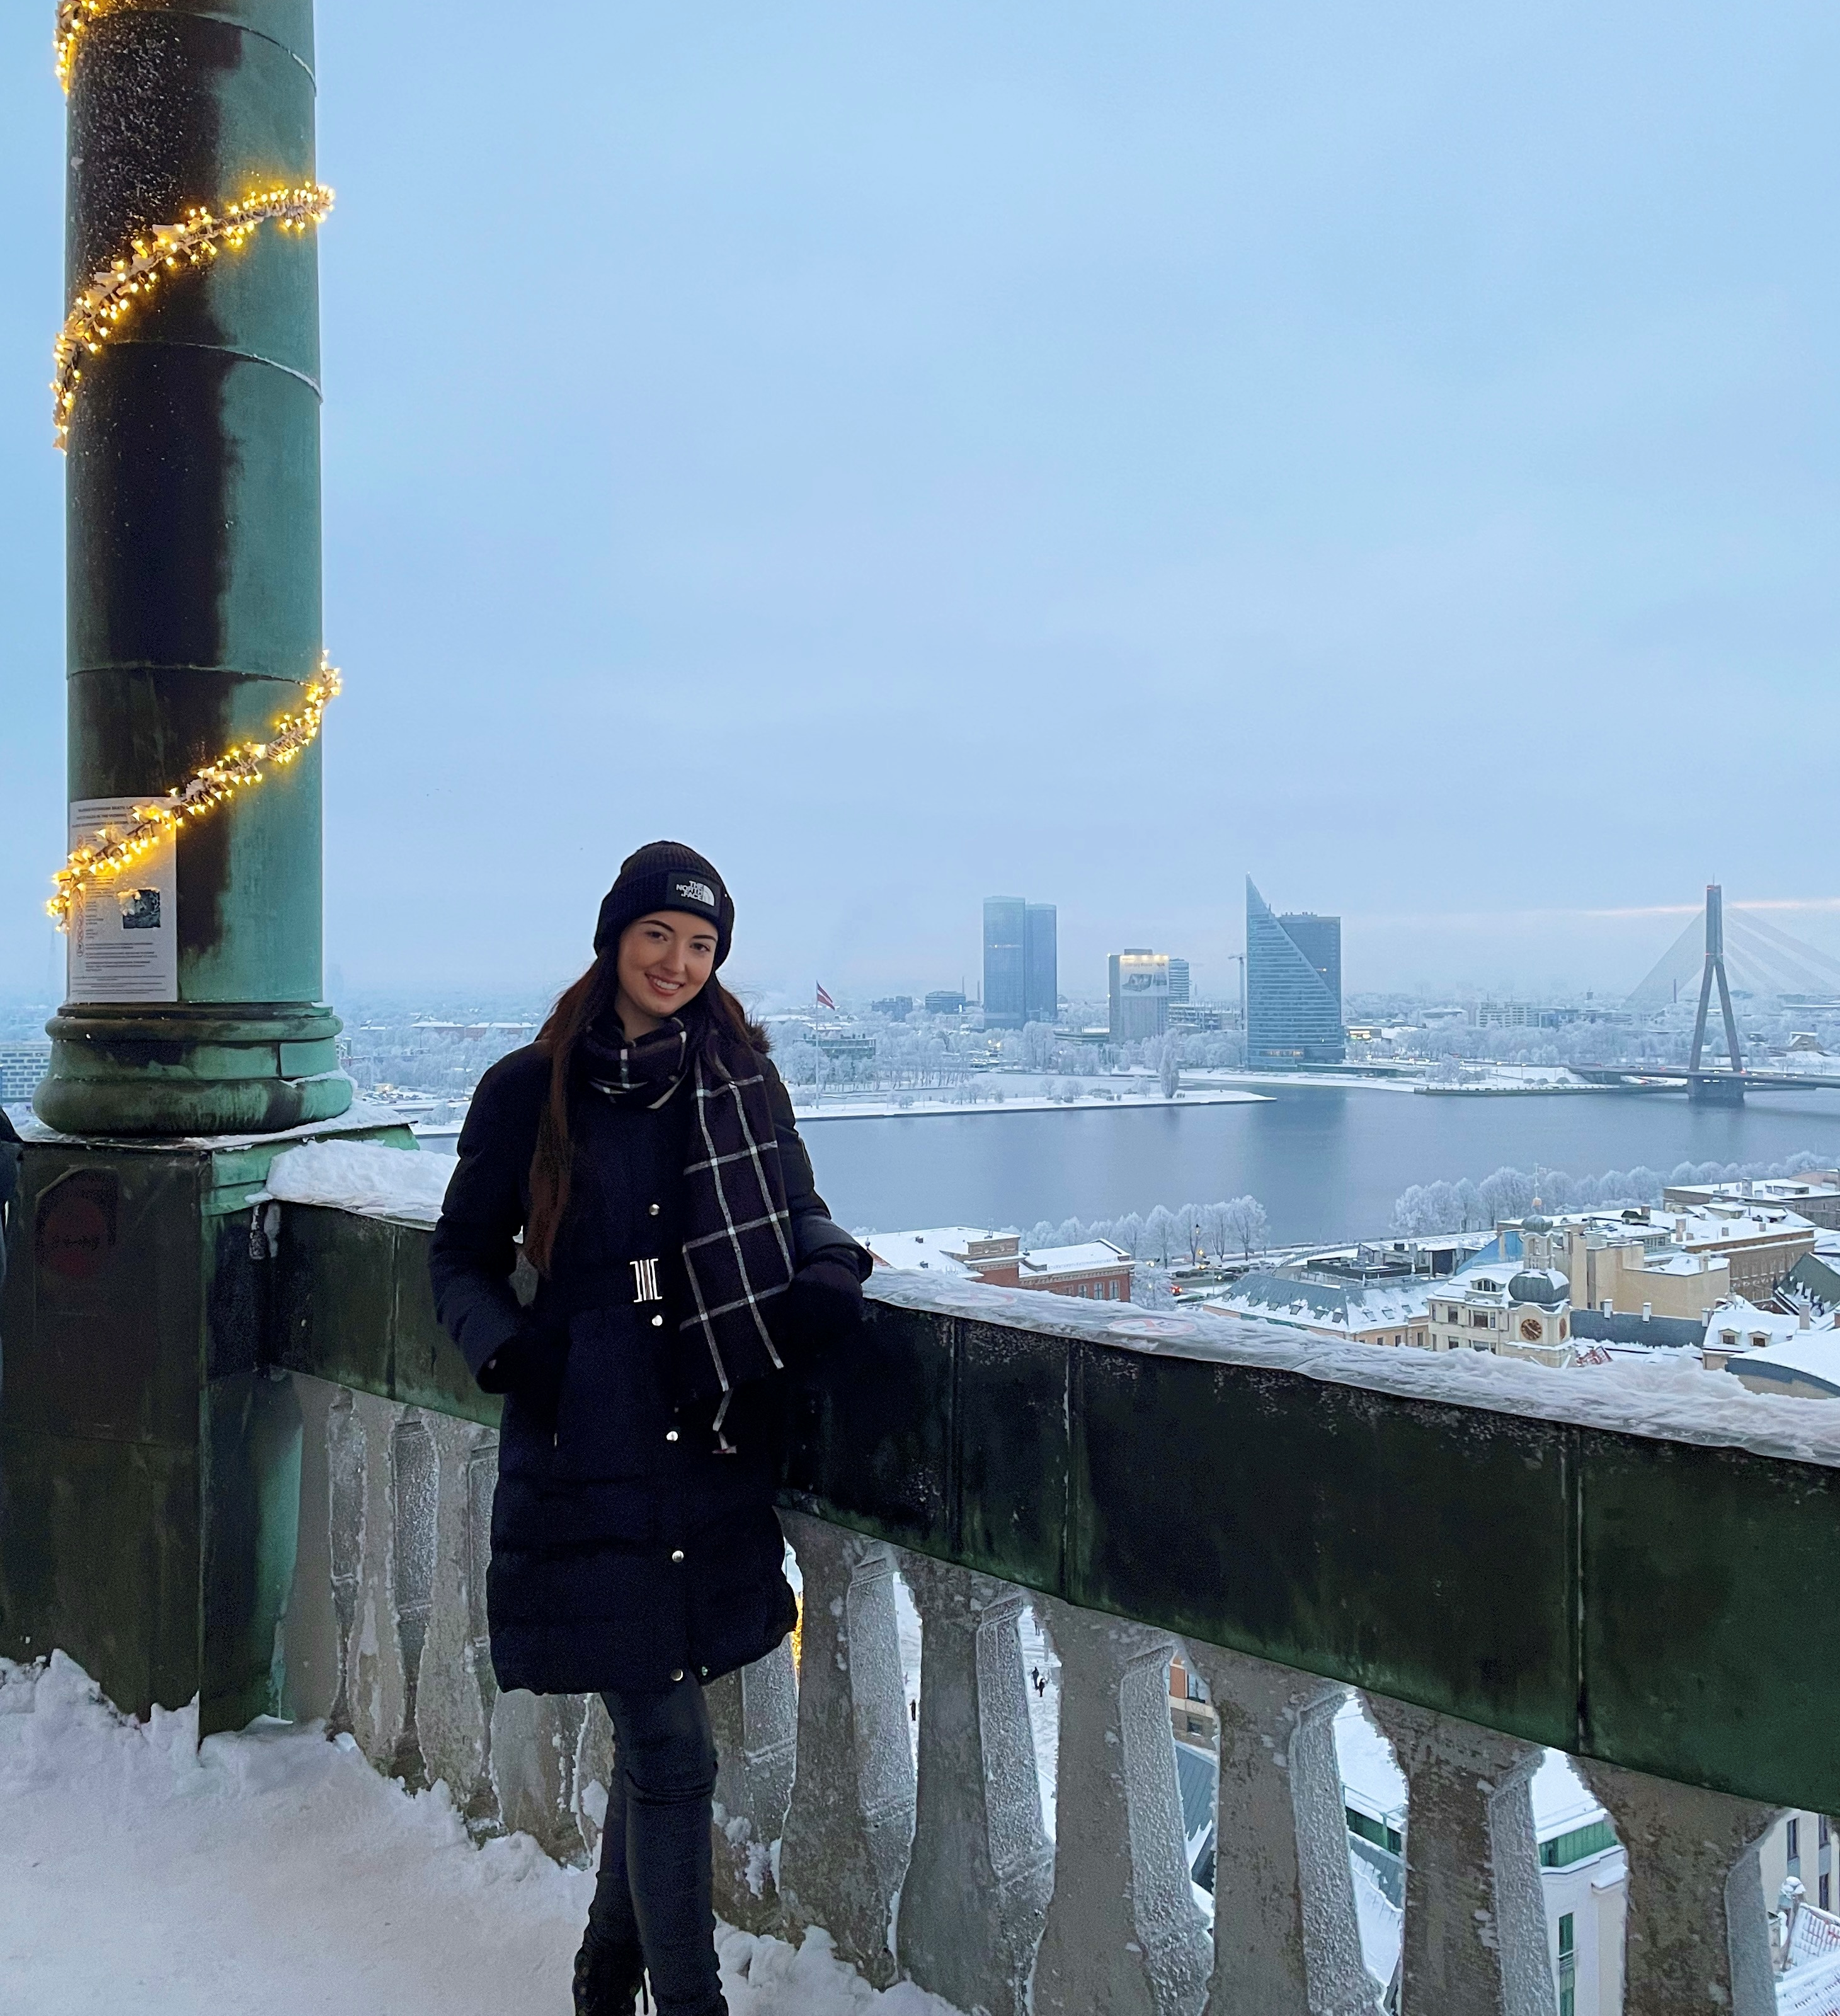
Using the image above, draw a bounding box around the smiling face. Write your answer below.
[613,910,719,1037]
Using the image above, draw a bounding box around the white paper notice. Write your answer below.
[67,796,178,1004]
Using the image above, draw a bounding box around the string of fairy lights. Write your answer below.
[53,181,334,449]
[53,0,117,92]
[49,662,343,930]
[47,0,342,932]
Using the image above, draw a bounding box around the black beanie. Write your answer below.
[593,842,735,968]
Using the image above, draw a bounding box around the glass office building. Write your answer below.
[1025,903,1058,1026]
[1245,878,1345,1065]
[985,897,1056,1028]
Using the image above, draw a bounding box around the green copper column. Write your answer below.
[36,0,349,1137]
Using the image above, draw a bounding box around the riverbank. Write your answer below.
[792,1086,1269,1122]
[801,1079,1840,1251]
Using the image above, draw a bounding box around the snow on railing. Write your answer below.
[278,1311,1795,2016]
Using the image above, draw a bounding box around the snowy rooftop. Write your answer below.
[1670,1176,1840,1205]
[1536,1203,1814,1249]
[1729,1337,1840,1399]
[1200,1271,1432,1333]
[1016,1241,1130,1276]
[1705,1300,1829,1353]
[859,1228,993,1277]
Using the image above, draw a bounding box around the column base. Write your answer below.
[33,1002,351,1138]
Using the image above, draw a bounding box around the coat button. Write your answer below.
[671,1549,685,1563]
[670,1669,683,1683]
[665,1428,679,1443]
[648,1203,660,1217]
[651,1314,664,1328]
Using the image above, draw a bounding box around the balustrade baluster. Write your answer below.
[386,1412,439,1788]
[324,1386,367,1735]
[460,1429,501,1828]
[401,1417,497,1822]
[335,1389,412,1763]
[1364,1697,1551,2016]
[707,1641,799,1932]
[895,1557,1053,2016]
[1031,1603,1211,2016]
[490,1686,597,1864]
[776,1512,916,1985]
[1572,1757,1781,2016]
[1184,1645,1373,2016]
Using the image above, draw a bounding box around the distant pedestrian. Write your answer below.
[1035,1672,1046,1698]
[910,1698,917,1722]
[430,844,873,2016]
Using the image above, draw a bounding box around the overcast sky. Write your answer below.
[3,3,1837,1011]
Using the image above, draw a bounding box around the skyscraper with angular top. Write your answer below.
[1245,878,1345,1065]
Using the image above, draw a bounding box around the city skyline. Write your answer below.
[4,5,1839,1003]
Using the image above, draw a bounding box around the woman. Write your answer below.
[430,842,871,2016]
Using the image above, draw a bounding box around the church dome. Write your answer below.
[1509,1268,1567,1308]
[1521,1214,1553,1234]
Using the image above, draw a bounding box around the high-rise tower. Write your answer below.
[1245,878,1345,1065]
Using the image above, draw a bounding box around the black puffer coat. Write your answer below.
[429,1040,866,1696]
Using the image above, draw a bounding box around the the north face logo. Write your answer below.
[673,878,716,907]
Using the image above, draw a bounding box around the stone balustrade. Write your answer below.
[9,1164,1834,2016]
[279,1361,1798,2015]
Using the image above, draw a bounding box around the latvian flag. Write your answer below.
[816,983,836,1010]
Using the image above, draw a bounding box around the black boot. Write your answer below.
[573,1932,648,2015]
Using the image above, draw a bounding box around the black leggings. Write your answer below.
[590,1676,723,2016]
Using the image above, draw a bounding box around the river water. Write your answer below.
[801,1084,1840,1246]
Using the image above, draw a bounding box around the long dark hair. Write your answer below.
[522,954,769,1274]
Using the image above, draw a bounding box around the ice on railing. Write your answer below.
[1349,1857,1402,1991]
[267,1137,457,1223]
[869,1269,1840,1467]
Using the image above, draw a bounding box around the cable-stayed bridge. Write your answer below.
[1626,897,1840,1010]
[1573,886,1840,1102]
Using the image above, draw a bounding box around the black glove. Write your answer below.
[476,1324,568,1414]
[777,1257,866,1362]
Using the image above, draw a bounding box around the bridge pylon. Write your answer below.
[1688,884,1744,1102]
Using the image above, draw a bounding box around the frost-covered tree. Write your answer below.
[1390,1185,1429,1237]
[779,1040,820,1086]
[1143,1205,1179,1264]
[1114,1211,1146,1258]
[1131,1266,1177,1310]
[1052,1217,1085,1247]
[1478,1166,1537,1223]
[1174,1202,1203,1263]
[1158,1034,1183,1101]
[1021,1021,1059,1070]
[1221,1194,1270,1257]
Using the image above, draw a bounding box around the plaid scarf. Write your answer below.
[583,1016,795,1435]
